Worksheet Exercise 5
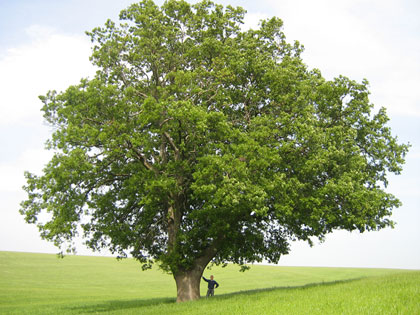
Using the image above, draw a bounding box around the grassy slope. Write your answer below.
[0,251,418,314]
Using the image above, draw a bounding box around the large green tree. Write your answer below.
[21,0,408,302]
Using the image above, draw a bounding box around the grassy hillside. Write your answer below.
[0,251,418,314]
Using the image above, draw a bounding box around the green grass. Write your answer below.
[1,251,418,314]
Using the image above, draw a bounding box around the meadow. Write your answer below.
[0,251,418,314]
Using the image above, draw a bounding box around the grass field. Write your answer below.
[1,251,419,314]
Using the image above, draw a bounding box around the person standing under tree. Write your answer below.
[202,275,219,297]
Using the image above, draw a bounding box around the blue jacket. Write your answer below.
[202,277,219,289]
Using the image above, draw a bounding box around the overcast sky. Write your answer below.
[0,0,419,269]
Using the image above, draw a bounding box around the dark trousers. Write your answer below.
[206,288,214,297]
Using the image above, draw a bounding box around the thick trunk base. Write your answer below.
[174,270,203,302]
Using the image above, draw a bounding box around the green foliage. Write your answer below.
[21,0,409,276]
[1,252,418,314]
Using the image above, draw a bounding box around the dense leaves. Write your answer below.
[22,0,408,278]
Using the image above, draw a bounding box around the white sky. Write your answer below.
[0,0,419,269]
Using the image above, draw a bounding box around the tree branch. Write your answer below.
[160,117,174,127]
[125,140,158,174]
[195,234,224,269]
[136,150,157,173]
[163,131,180,161]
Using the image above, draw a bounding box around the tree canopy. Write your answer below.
[21,0,409,302]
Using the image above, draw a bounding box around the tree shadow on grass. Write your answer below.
[67,297,176,314]
[214,277,364,300]
[67,278,364,313]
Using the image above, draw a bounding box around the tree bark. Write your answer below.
[174,268,204,302]
[173,243,220,302]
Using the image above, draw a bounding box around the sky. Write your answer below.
[0,0,419,269]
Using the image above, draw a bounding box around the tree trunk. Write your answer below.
[171,234,221,302]
[174,268,203,302]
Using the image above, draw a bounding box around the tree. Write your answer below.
[21,0,409,302]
